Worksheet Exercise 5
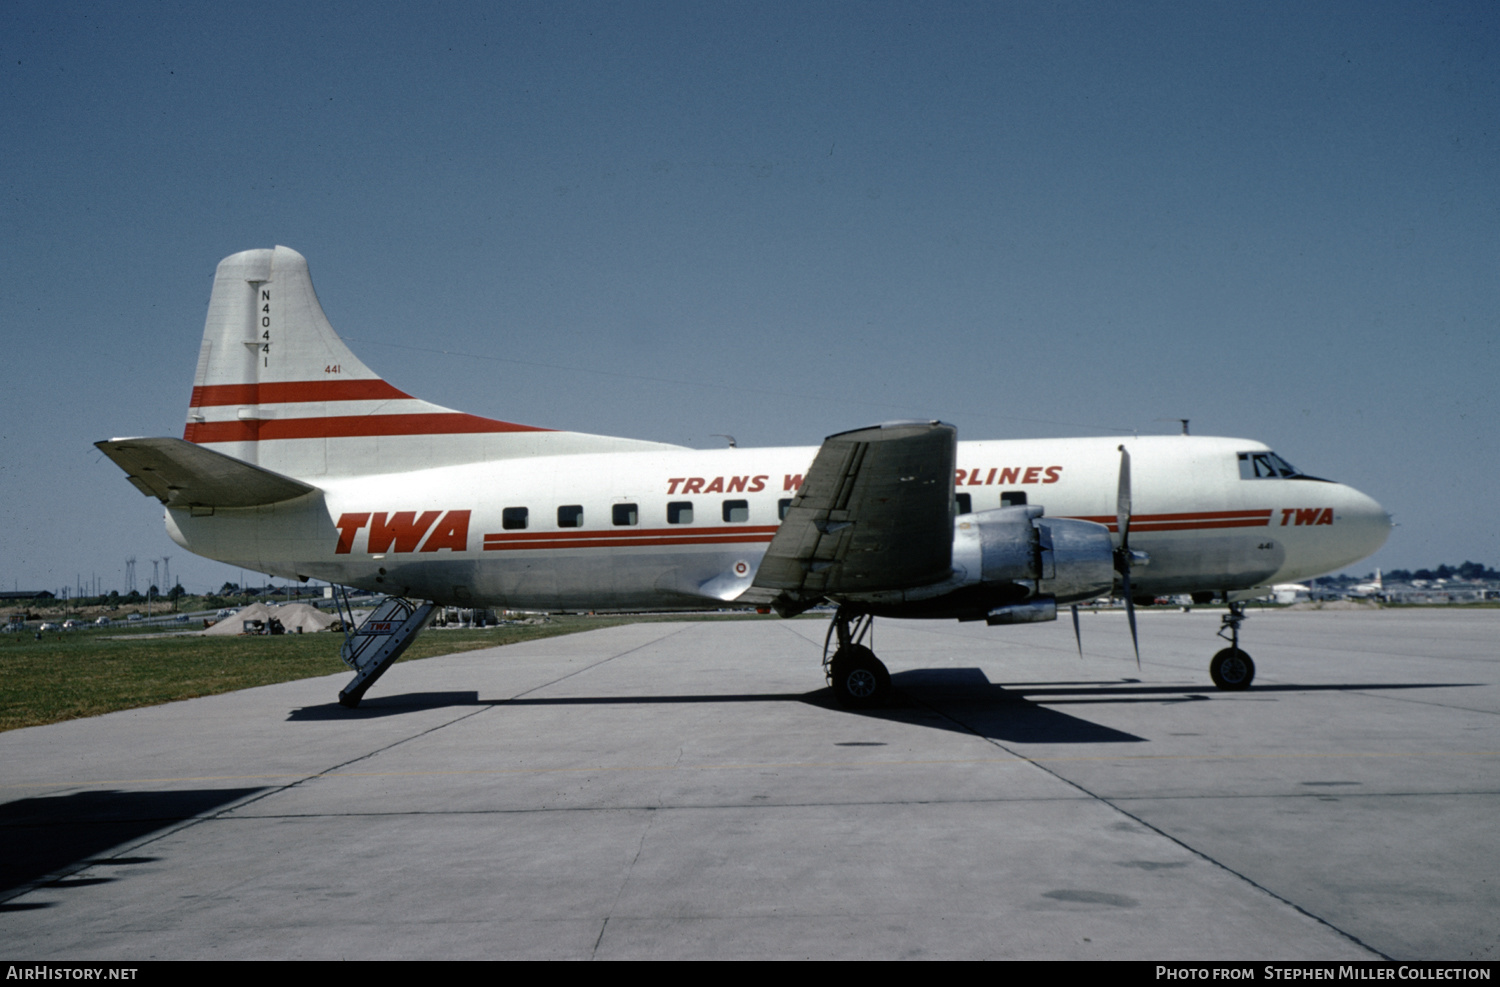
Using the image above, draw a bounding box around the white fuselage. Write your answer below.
[165,434,1390,611]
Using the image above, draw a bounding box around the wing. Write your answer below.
[747,421,956,615]
[96,436,318,509]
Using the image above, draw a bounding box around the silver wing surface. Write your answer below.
[746,421,956,616]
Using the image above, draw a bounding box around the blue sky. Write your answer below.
[3,1,1495,594]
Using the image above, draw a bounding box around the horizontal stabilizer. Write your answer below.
[96,436,317,509]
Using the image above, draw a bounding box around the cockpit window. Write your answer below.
[1238,451,1303,479]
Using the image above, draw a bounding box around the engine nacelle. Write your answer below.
[825,505,1115,621]
[955,505,1115,611]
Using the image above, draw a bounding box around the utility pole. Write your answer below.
[150,560,161,617]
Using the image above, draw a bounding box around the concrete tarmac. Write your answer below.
[1,608,1495,960]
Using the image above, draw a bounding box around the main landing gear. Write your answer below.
[1209,600,1255,690]
[821,600,1255,704]
[824,607,891,708]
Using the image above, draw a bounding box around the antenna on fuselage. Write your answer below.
[710,434,738,448]
[1155,418,1190,435]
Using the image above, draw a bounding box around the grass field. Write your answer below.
[0,615,751,732]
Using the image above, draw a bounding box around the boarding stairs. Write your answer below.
[336,595,435,708]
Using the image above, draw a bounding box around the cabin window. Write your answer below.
[1001,491,1027,507]
[557,505,583,528]
[502,507,528,530]
[955,493,972,515]
[723,500,749,523]
[612,503,638,526]
[778,498,792,520]
[667,501,693,524]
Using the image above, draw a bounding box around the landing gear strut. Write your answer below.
[823,607,891,708]
[1210,600,1255,690]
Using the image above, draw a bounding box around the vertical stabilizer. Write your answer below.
[183,246,679,478]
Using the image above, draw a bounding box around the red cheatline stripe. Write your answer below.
[483,534,776,552]
[1117,519,1271,532]
[1074,510,1273,523]
[1069,510,1272,532]
[482,525,779,543]
[189,379,413,407]
[185,413,550,442]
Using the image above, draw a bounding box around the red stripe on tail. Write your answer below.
[185,413,550,443]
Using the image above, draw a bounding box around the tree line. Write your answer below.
[1383,562,1499,582]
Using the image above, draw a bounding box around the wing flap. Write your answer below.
[750,421,956,612]
[96,436,318,509]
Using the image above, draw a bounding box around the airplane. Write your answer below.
[97,246,1392,708]
[1349,569,1384,598]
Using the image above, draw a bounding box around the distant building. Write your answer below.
[0,590,55,601]
[1270,583,1311,605]
[1382,580,1495,604]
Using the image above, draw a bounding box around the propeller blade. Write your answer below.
[1120,568,1141,670]
[1113,443,1141,668]
[1071,604,1082,658]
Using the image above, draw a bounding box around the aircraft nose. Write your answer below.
[1336,483,1392,560]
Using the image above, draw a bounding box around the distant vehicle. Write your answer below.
[62,619,84,630]
[38,623,61,632]
[173,614,189,623]
[216,608,239,618]
[1,624,25,633]
[126,613,143,622]
[95,616,112,626]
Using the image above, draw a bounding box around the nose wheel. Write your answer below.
[824,608,891,708]
[1210,647,1255,689]
[1211,601,1255,690]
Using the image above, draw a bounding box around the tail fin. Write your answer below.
[184,246,677,479]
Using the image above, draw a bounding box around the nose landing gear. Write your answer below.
[1210,600,1255,690]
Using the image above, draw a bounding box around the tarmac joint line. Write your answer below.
[903,686,1397,961]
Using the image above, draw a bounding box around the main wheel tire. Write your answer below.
[828,645,891,708]
[1210,647,1255,690]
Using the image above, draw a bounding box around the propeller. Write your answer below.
[1071,604,1082,658]
[1115,444,1141,668]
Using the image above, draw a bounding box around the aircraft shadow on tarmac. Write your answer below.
[288,670,1474,746]
[287,681,1147,743]
[885,668,1150,743]
[0,788,263,907]
[285,676,1134,741]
